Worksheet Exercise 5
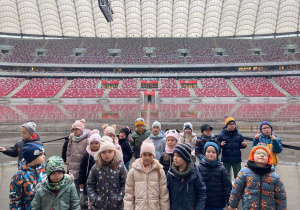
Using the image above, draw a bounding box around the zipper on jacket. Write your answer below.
[146,173,149,207]
[259,175,262,210]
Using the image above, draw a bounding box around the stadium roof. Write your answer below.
[0,0,299,38]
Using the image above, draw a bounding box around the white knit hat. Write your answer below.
[100,136,113,144]
[99,141,116,153]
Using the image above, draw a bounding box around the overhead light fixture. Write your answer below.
[98,0,114,22]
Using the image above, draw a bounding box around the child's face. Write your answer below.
[33,153,45,165]
[261,125,272,136]
[21,127,32,140]
[253,149,269,166]
[173,153,186,167]
[107,133,115,139]
[119,132,126,139]
[203,129,212,137]
[50,171,64,183]
[205,146,217,161]
[166,137,177,148]
[100,150,116,162]
[152,127,160,135]
[226,122,236,131]
[141,152,154,167]
[90,141,100,152]
[136,125,145,131]
[72,128,83,137]
[184,128,192,134]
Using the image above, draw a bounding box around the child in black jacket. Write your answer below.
[118,126,133,170]
[78,133,101,209]
[197,142,232,210]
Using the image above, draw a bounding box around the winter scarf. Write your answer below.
[140,159,152,173]
[86,146,99,157]
[203,157,219,167]
[46,174,67,191]
[72,130,87,142]
[247,160,272,176]
[169,161,194,179]
[165,145,176,154]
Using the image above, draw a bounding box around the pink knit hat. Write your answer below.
[88,133,101,145]
[140,139,155,157]
[165,129,180,142]
[104,126,116,136]
[71,119,85,132]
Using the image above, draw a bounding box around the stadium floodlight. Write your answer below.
[98,0,114,22]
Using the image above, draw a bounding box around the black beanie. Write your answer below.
[120,127,130,137]
[201,124,213,133]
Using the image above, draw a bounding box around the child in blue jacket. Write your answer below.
[9,143,46,209]
[197,142,232,210]
[228,144,287,210]
[167,143,206,210]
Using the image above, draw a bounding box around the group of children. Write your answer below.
[0,116,287,210]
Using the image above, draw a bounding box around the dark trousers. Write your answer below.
[223,162,241,179]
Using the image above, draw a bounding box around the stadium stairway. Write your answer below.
[97,80,102,88]
[225,79,243,97]
[158,79,162,88]
[189,89,197,97]
[9,106,27,120]
[137,79,141,88]
[118,80,123,88]
[7,79,30,97]
[176,80,180,88]
[270,103,289,119]
[197,80,203,88]
[267,78,291,97]
[55,80,73,98]
[56,104,72,119]
[102,89,110,98]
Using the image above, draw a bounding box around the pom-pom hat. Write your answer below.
[249,143,273,165]
[71,119,85,132]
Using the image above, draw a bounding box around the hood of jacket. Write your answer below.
[132,158,162,173]
[221,127,238,135]
[36,174,74,190]
[119,136,130,142]
[168,162,195,179]
[180,132,197,137]
[199,158,222,168]
[150,130,165,139]
[23,133,41,143]
[19,158,45,171]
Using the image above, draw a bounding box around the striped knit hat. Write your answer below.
[224,115,235,127]
[174,143,192,163]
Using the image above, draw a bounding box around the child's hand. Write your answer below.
[0,147,6,152]
[79,184,84,189]
[254,130,260,139]
[241,139,247,146]
[129,138,134,143]
[271,134,277,141]
[221,141,226,146]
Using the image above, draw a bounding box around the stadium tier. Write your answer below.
[1,37,300,64]
[1,77,300,98]
[1,103,299,123]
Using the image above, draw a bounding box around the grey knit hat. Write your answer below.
[22,122,36,136]
[152,121,161,130]
[174,143,192,163]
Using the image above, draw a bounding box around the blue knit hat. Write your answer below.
[22,143,44,163]
[174,143,192,162]
[259,121,273,132]
[204,142,219,156]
